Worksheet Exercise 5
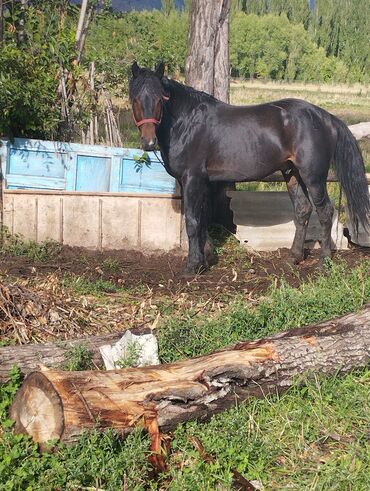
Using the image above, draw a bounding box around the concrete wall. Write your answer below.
[3,190,185,252]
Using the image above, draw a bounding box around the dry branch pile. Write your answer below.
[0,276,130,344]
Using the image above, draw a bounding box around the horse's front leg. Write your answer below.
[182,172,209,275]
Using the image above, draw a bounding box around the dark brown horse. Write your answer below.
[130,62,370,275]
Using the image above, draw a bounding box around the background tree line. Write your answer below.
[233,0,369,82]
[0,0,368,141]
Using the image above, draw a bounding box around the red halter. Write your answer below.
[133,95,170,128]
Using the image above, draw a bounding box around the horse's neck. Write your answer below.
[166,81,216,120]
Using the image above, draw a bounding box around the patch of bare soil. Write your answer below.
[1,244,369,295]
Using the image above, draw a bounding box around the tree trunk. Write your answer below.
[0,0,4,44]
[10,306,370,449]
[185,0,235,232]
[0,328,152,383]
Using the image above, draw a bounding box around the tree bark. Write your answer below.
[186,0,230,102]
[0,328,152,383]
[185,0,235,232]
[10,306,370,449]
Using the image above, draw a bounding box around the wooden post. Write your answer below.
[75,0,89,48]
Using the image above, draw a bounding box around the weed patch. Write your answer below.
[0,227,62,262]
[63,344,94,371]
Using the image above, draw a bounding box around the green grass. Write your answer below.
[62,274,121,296]
[158,260,370,363]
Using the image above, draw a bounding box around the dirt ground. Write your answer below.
[1,244,369,298]
[0,242,369,346]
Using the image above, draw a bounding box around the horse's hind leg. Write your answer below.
[283,167,313,263]
[298,169,334,262]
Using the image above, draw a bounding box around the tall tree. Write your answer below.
[186,0,231,102]
[185,0,235,231]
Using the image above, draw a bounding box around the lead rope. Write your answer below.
[153,150,166,168]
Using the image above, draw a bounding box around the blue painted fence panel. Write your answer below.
[76,155,111,192]
[1,138,177,195]
[120,157,176,194]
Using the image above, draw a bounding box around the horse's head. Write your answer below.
[129,62,169,151]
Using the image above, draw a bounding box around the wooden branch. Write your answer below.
[0,328,152,383]
[10,306,370,449]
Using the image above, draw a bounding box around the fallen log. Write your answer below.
[10,306,370,449]
[349,121,370,140]
[0,327,152,383]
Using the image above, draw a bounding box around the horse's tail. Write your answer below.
[332,116,370,234]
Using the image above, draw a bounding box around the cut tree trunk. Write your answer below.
[10,306,370,449]
[0,327,152,383]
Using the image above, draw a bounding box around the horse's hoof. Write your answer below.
[205,252,217,267]
[289,254,304,266]
[182,263,207,278]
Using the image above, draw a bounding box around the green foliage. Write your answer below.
[230,12,348,82]
[134,151,152,171]
[233,0,369,82]
[0,2,79,139]
[85,10,188,95]
[63,344,94,371]
[0,367,23,423]
[87,8,355,86]
[0,45,61,138]
[159,260,370,363]
[311,0,369,82]
[0,227,62,262]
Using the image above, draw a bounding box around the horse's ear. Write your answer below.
[132,61,140,78]
[155,62,165,79]
[162,76,170,98]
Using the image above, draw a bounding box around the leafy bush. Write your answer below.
[0,46,61,139]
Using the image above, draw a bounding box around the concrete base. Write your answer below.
[3,191,185,252]
[228,191,348,251]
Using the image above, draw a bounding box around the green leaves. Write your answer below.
[133,151,151,172]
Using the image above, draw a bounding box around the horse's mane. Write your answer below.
[166,78,219,109]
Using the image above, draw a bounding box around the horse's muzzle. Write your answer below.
[141,137,157,151]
